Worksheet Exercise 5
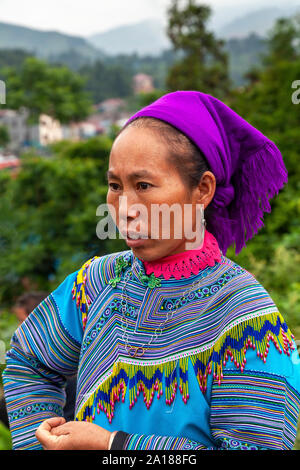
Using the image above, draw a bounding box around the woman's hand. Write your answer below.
[35,417,118,450]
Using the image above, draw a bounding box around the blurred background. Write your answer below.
[0,0,299,450]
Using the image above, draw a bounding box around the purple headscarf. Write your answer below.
[123,91,288,256]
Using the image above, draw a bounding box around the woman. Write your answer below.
[3,91,300,450]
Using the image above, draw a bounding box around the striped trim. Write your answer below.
[123,433,207,450]
[211,370,300,449]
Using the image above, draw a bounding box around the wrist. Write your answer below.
[108,431,118,450]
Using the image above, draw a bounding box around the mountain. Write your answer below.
[87,19,171,57]
[218,5,300,39]
[0,21,105,65]
[86,6,300,56]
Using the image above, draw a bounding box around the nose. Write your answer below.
[118,195,140,219]
[118,195,141,234]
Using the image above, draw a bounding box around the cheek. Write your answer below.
[106,192,119,222]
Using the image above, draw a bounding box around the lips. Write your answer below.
[127,231,148,240]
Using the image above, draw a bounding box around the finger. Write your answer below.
[46,417,66,428]
[51,423,72,436]
[35,417,66,446]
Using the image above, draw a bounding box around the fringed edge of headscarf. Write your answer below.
[232,140,288,255]
[210,140,288,257]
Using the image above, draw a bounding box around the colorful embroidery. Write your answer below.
[122,433,207,450]
[73,251,297,424]
[119,433,269,450]
[218,438,269,450]
[8,403,63,421]
[75,310,295,424]
[116,433,269,450]
[4,245,300,451]
[72,256,99,329]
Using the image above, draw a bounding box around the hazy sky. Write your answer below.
[0,0,297,36]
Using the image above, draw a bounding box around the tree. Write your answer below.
[166,0,231,98]
[80,60,133,103]
[263,15,300,66]
[1,57,92,124]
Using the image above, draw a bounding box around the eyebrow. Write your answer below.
[106,170,155,180]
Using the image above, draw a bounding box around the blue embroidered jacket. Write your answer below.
[3,249,300,450]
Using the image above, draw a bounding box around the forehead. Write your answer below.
[110,126,170,162]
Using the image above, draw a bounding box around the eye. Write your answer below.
[108,182,120,191]
[137,182,152,190]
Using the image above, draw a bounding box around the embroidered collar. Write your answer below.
[140,230,222,280]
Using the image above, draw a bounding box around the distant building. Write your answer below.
[133,73,154,94]
[0,108,64,151]
[66,120,102,141]
[0,99,132,151]
[39,114,63,146]
[94,98,126,114]
[92,98,130,133]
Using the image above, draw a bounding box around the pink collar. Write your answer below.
[142,230,222,280]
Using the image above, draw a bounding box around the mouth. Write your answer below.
[124,231,149,248]
[126,231,148,240]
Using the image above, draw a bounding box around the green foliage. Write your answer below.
[263,15,300,66]
[0,49,32,74]
[0,310,18,349]
[135,90,167,108]
[0,309,18,387]
[225,33,267,86]
[1,57,93,124]
[224,15,300,332]
[166,0,231,98]
[49,134,113,164]
[0,422,12,450]
[79,60,133,103]
[0,125,10,148]
[0,144,127,306]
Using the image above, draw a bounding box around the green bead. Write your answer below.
[109,276,121,287]
[138,272,161,288]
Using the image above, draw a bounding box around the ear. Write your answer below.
[194,171,216,208]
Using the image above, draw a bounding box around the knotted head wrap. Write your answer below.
[123,91,288,256]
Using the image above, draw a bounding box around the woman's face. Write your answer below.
[106,126,216,261]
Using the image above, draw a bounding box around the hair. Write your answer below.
[14,291,48,316]
[117,116,215,231]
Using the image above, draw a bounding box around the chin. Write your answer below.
[130,246,153,261]
[131,241,177,262]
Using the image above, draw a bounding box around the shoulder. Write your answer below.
[71,249,132,327]
[213,254,279,328]
[201,255,296,385]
